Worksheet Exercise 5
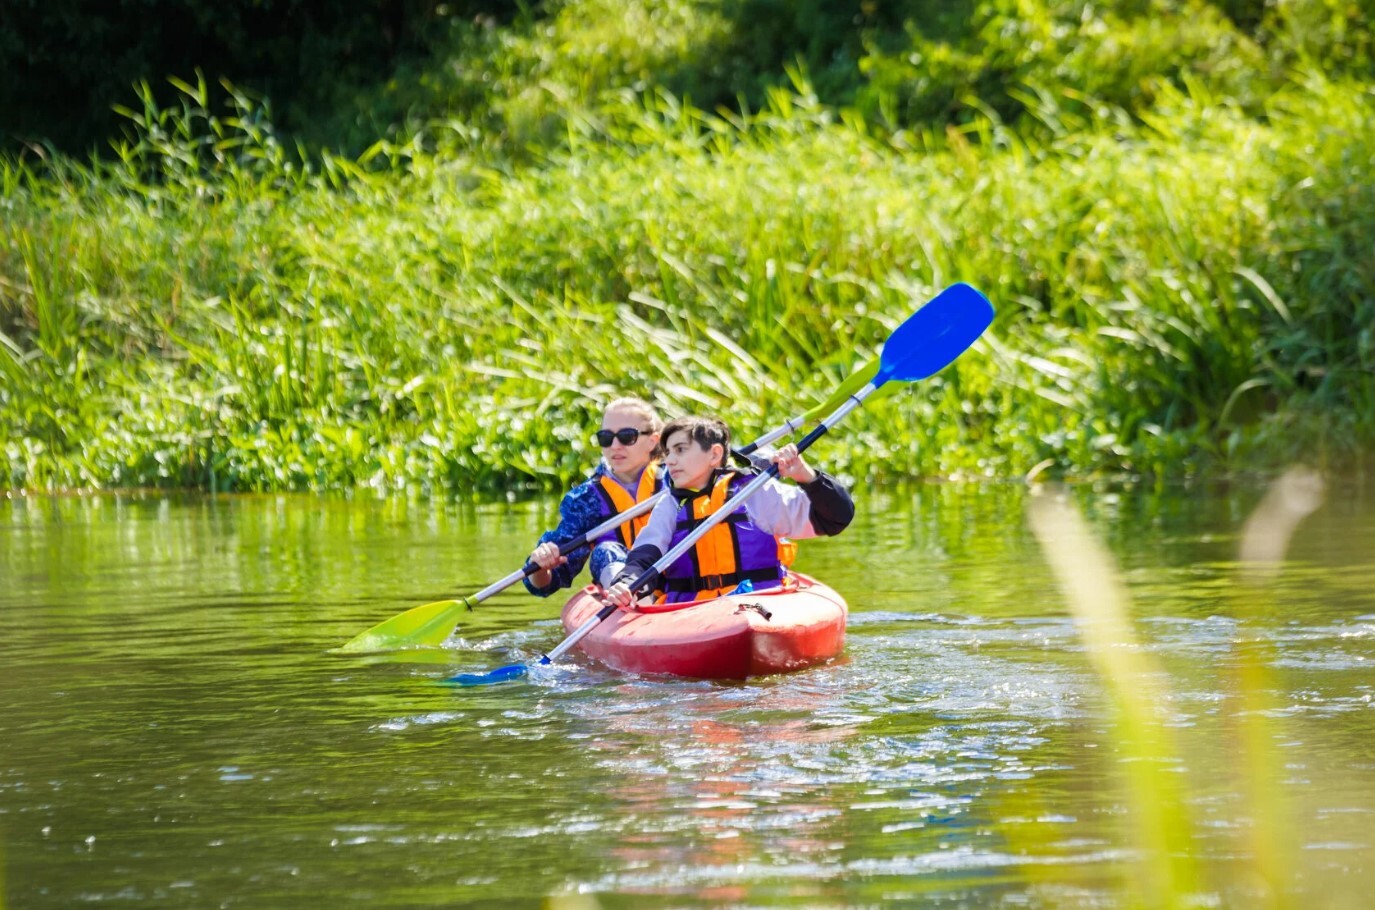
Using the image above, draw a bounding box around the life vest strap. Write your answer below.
[662,567,780,594]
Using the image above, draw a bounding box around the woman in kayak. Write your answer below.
[524,397,667,596]
[602,415,853,607]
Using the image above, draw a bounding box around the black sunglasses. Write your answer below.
[595,428,651,447]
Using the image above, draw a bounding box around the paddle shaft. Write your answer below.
[543,383,876,664]
[472,391,900,606]
[348,403,875,653]
[472,491,665,604]
[466,393,869,608]
[448,282,994,682]
[455,395,853,611]
[733,356,882,458]
[732,414,807,459]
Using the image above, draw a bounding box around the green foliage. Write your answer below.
[0,0,523,154]
[2,1,1373,493]
[8,0,1372,156]
[855,0,1271,130]
[317,0,1371,155]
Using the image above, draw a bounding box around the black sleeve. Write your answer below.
[612,544,664,593]
[800,471,855,536]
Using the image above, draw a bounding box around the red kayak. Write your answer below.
[559,572,848,680]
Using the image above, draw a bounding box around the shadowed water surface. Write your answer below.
[2,482,1374,908]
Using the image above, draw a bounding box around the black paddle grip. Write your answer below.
[521,530,595,577]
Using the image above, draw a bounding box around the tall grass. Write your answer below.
[1028,490,1202,904]
[1028,466,1326,906]
[2,63,1372,492]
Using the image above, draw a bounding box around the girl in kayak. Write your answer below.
[524,397,667,596]
[602,415,853,607]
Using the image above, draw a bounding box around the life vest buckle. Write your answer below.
[699,573,728,591]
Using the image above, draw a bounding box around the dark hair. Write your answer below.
[660,416,731,466]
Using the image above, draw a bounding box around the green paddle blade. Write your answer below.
[333,598,468,652]
[799,355,882,423]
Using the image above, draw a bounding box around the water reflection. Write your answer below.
[2,482,1374,907]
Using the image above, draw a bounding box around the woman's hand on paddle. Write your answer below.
[530,542,567,570]
[772,443,817,484]
[527,541,567,587]
[602,581,635,609]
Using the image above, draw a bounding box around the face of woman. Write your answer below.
[662,431,723,491]
[599,406,659,482]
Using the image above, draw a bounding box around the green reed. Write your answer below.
[1026,466,1333,907]
[1,49,1372,492]
[1029,489,1202,905]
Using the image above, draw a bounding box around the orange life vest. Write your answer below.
[660,471,798,603]
[595,462,661,548]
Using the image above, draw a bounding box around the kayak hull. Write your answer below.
[559,573,847,680]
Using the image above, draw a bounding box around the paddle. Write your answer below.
[446,282,995,686]
[333,493,666,653]
[732,355,880,460]
[336,357,896,655]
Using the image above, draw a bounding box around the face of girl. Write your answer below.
[662,430,724,491]
[599,405,659,481]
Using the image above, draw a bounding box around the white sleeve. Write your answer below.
[597,494,677,586]
[633,494,678,552]
[743,477,818,539]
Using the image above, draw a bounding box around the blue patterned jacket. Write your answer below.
[523,462,666,597]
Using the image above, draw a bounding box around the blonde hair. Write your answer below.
[602,397,663,433]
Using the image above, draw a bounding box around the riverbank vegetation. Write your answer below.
[2,0,1372,493]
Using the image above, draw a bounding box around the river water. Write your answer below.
[2,479,1373,908]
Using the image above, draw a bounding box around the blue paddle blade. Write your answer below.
[443,663,529,687]
[877,283,995,383]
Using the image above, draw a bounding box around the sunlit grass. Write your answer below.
[2,64,1373,492]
